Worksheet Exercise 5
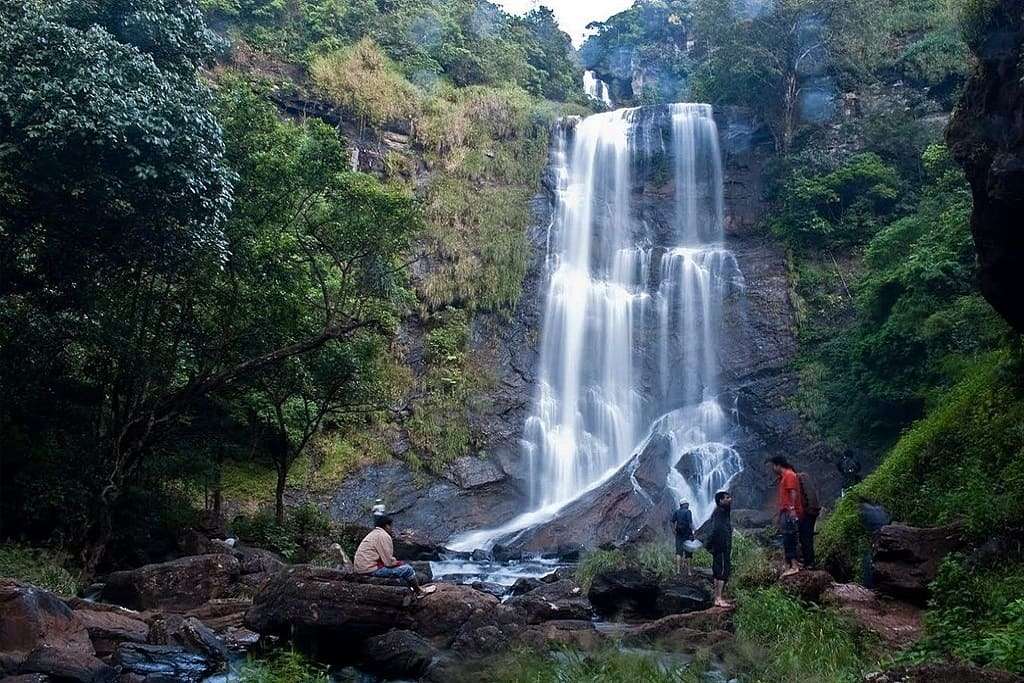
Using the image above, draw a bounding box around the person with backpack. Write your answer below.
[671,501,695,574]
[796,469,822,568]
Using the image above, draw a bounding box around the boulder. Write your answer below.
[184,599,252,632]
[0,580,103,679]
[509,577,544,596]
[18,646,116,683]
[491,544,522,563]
[871,524,962,604]
[113,643,214,682]
[520,620,606,651]
[407,561,434,585]
[507,580,591,624]
[410,584,499,644]
[865,663,1023,683]
[655,576,713,615]
[360,630,437,679]
[393,531,443,561]
[589,570,710,621]
[70,606,149,658]
[146,614,227,664]
[823,583,924,649]
[233,546,285,577]
[449,604,527,657]
[100,555,241,611]
[588,569,660,621]
[625,605,735,643]
[470,582,507,599]
[778,570,834,603]
[220,626,260,652]
[245,566,415,643]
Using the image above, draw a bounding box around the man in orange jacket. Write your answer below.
[769,456,803,577]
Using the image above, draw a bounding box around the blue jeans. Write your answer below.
[372,564,416,584]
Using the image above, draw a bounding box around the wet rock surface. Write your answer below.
[506,579,591,624]
[778,569,834,603]
[947,0,1024,333]
[823,583,924,648]
[360,630,437,680]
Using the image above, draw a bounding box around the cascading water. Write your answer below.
[584,70,613,107]
[450,104,743,552]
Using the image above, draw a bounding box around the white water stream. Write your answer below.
[449,104,743,554]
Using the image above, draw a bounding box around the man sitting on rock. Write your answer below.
[354,516,435,597]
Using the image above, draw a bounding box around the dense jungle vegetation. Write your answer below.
[1,0,1022,679]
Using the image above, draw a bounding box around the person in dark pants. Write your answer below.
[797,469,821,568]
[707,491,733,608]
[837,449,862,495]
[671,501,695,574]
[769,456,803,577]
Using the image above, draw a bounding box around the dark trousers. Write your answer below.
[799,512,818,567]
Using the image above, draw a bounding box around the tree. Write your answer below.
[0,2,418,572]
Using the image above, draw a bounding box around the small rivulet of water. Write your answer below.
[452,104,744,551]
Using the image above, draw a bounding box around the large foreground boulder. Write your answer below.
[779,569,834,603]
[409,584,499,644]
[0,581,114,682]
[589,569,711,621]
[100,554,241,611]
[871,524,962,604]
[245,566,415,646]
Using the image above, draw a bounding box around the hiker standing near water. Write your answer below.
[707,491,733,608]
[796,468,821,568]
[353,516,435,597]
[769,456,804,577]
[672,501,695,574]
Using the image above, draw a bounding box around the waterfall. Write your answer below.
[584,70,613,107]
[451,104,743,551]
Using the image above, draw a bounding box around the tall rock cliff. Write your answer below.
[947,0,1024,332]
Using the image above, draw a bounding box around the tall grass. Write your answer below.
[0,544,79,595]
[310,37,420,127]
[238,649,329,683]
[732,587,876,683]
[491,647,711,683]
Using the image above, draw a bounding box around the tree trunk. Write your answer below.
[275,462,287,526]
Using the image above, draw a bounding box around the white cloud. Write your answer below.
[495,0,635,46]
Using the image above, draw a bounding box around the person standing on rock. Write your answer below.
[354,516,435,597]
[672,501,695,574]
[797,468,821,569]
[770,456,804,577]
[707,491,733,608]
[371,498,386,521]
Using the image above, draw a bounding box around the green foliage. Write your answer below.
[771,153,901,249]
[733,587,875,682]
[490,647,711,683]
[787,144,1010,449]
[0,545,80,596]
[819,351,1024,572]
[230,503,331,563]
[910,555,1024,673]
[238,649,329,683]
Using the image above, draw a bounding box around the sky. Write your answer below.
[494,0,634,45]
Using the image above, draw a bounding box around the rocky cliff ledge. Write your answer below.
[947,0,1024,333]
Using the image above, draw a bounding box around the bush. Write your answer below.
[910,555,1024,673]
[0,545,79,596]
[733,587,875,682]
[310,37,420,127]
[575,543,676,590]
[230,503,332,562]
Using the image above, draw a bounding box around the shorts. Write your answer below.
[675,536,693,557]
[712,549,731,582]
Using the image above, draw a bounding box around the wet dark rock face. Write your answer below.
[947,0,1024,333]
